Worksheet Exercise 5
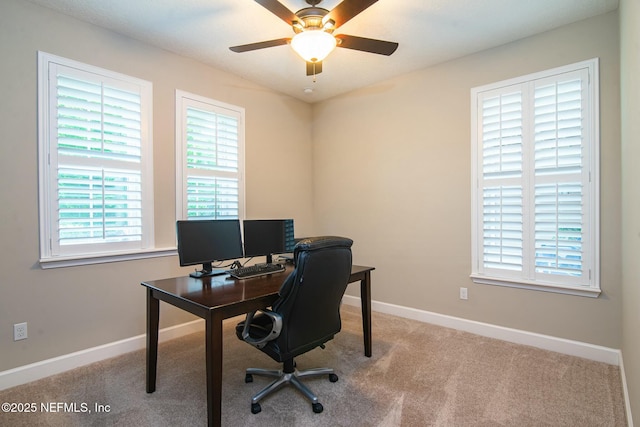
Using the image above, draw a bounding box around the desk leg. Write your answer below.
[360,271,372,357]
[146,288,159,393]
[205,311,223,427]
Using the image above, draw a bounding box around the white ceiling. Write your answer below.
[26,0,618,103]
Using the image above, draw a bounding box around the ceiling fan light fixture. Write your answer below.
[291,30,336,63]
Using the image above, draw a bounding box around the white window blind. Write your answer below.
[38,52,154,262]
[533,75,585,279]
[176,91,245,221]
[471,59,599,296]
[481,89,524,274]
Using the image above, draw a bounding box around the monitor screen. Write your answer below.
[243,219,294,263]
[176,219,243,277]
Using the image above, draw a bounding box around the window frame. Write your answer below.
[470,58,600,297]
[37,52,166,268]
[175,90,245,222]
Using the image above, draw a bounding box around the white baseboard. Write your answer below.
[0,319,204,391]
[342,295,620,365]
[618,353,635,427]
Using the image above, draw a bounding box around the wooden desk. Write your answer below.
[142,264,374,427]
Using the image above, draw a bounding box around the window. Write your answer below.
[470,59,600,297]
[38,52,155,267]
[175,91,245,221]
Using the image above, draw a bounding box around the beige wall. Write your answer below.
[620,0,639,421]
[313,12,622,348]
[0,0,314,371]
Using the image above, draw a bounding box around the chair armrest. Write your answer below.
[241,309,283,349]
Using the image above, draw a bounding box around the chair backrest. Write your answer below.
[272,236,353,359]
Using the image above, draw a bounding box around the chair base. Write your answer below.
[245,365,338,413]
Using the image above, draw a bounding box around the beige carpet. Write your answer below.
[0,305,627,426]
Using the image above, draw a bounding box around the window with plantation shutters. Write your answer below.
[176,91,245,221]
[471,59,600,297]
[38,52,154,265]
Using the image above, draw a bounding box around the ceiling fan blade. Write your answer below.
[327,0,378,29]
[229,38,291,53]
[254,0,298,25]
[335,34,398,56]
[306,61,323,76]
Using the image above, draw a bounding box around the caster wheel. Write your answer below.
[312,402,323,413]
[251,402,261,414]
[245,374,253,383]
[329,373,339,382]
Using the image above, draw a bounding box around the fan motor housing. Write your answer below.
[294,7,333,33]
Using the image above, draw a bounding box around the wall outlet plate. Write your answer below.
[14,322,27,341]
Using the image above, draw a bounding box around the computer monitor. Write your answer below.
[176,219,243,278]
[242,219,295,264]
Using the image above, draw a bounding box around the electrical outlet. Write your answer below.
[459,287,468,300]
[14,322,27,341]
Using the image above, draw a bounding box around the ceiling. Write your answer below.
[25,0,618,103]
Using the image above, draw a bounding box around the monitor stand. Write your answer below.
[190,261,226,278]
[190,269,226,278]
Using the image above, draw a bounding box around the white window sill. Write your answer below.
[470,274,601,298]
[40,248,177,269]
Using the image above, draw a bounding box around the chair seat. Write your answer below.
[235,313,272,340]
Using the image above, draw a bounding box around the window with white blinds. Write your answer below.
[175,91,244,221]
[38,52,154,263]
[471,59,599,296]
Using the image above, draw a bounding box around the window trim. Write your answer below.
[37,51,157,267]
[39,248,176,269]
[470,58,600,297]
[175,90,246,222]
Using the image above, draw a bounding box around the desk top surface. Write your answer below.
[141,264,373,313]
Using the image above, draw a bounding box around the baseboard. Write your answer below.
[618,352,635,427]
[342,295,620,365]
[0,319,205,391]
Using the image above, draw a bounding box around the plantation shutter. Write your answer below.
[533,70,588,280]
[479,87,525,276]
[472,60,597,294]
[177,93,244,220]
[51,65,146,251]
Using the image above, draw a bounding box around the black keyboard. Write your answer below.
[227,263,285,279]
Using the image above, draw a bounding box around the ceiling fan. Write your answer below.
[229,0,398,76]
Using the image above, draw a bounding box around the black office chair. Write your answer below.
[235,236,353,414]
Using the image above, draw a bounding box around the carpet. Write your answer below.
[0,305,627,426]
